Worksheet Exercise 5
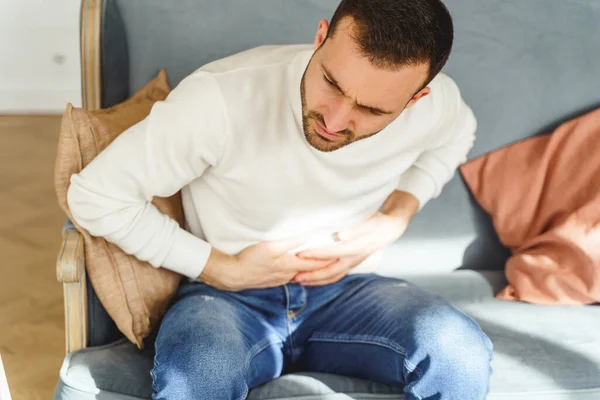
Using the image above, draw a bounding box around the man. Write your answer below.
[67,0,493,398]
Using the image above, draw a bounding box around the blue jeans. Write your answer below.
[151,274,493,400]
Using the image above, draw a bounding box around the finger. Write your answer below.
[294,259,350,283]
[299,272,348,287]
[296,254,368,283]
[285,255,338,272]
[297,241,363,259]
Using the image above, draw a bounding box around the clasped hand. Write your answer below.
[200,210,410,291]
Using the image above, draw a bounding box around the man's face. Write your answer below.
[301,17,431,152]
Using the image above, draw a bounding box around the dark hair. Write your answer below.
[327,0,454,89]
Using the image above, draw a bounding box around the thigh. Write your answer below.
[296,275,492,400]
[151,282,286,400]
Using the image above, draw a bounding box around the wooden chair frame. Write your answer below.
[56,0,103,354]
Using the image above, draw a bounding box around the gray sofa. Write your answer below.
[54,0,600,399]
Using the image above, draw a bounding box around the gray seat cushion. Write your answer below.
[54,271,600,400]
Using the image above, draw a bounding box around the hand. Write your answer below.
[293,254,369,286]
[198,237,338,291]
[293,210,411,286]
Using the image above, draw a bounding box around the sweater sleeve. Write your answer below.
[396,75,477,210]
[67,73,228,279]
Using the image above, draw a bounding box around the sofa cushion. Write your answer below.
[54,271,600,400]
[54,341,403,400]
[55,70,183,348]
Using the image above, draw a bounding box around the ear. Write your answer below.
[314,19,330,50]
[405,87,431,108]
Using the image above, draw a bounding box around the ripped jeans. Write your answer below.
[151,274,493,400]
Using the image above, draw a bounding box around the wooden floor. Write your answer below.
[0,115,66,400]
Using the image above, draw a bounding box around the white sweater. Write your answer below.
[67,45,476,279]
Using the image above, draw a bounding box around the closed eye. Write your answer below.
[365,107,383,116]
[322,71,388,116]
[323,75,338,90]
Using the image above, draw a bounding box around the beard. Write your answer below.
[300,71,355,152]
[300,69,382,152]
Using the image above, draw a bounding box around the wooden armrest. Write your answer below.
[57,230,85,283]
[56,229,88,352]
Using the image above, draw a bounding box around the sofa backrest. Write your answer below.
[99,0,600,274]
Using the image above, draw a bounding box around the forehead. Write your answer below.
[317,22,428,107]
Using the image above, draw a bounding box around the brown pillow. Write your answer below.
[459,108,600,305]
[55,70,183,348]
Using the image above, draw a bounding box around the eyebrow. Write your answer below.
[321,63,394,115]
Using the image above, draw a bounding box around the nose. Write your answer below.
[324,99,353,133]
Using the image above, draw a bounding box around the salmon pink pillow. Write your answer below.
[459,108,600,305]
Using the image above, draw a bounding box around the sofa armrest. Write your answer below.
[57,226,88,353]
[57,229,85,283]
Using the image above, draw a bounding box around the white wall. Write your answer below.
[0,0,81,113]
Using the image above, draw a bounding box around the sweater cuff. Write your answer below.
[396,167,437,210]
[162,228,212,279]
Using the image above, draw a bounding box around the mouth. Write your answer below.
[314,119,342,141]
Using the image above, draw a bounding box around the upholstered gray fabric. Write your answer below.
[100,0,129,109]
[54,271,600,400]
[100,0,340,105]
